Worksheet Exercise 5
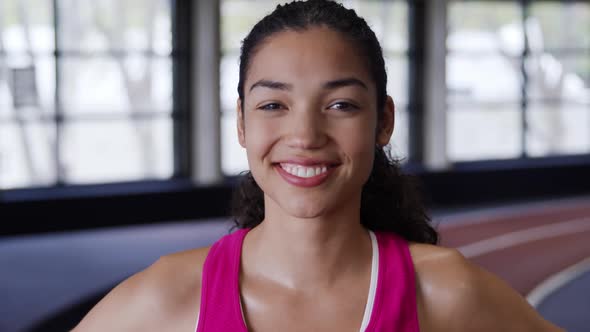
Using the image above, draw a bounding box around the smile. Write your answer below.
[274,162,337,187]
[280,163,328,178]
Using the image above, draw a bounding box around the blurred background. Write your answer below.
[1,0,589,331]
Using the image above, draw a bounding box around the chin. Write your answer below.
[281,199,331,219]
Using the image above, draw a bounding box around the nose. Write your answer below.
[286,108,328,150]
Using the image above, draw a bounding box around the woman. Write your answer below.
[74,1,564,331]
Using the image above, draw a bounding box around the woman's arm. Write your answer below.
[458,260,565,332]
[73,248,208,332]
[72,259,173,331]
[411,244,565,332]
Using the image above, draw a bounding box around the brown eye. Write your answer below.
[329,102,359,112]
[258,103,284,111]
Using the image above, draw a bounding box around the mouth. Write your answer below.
[272,161,340,187]
[278,163,330,178]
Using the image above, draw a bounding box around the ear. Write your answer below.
[377,95,395,147]
[237,98,246,148]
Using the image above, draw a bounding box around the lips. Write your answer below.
[273,160,340,187]
[279,163,328,178]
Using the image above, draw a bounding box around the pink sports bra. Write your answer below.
[196,228,420,331]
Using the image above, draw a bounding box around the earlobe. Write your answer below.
[237,98,246,148]
[377,96,395,147]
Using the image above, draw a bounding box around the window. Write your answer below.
[0,0,180,189]
[219,0,410,175]
[447,0,590,162]
[526,2,590,156]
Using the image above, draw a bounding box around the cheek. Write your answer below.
[337,117,377,177]
[345,114,377,150]
[353,136,377,175]
[244,117,277,166]
[357,117,378,170]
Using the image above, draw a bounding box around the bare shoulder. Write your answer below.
[408,243,564,332]
[73,246,211,332]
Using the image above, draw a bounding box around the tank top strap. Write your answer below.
[365,231,420,332]
[196,228,249,332]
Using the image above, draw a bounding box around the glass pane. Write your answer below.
[349,0,408,52]
[0,61,10,112]
[0,121,56,189]
[220,0,284,53]
[221,112,248,175]
[57,0,172,54]
[526,103,590,157]
[389,106,408,160]
[59,57,172,114]
[60,117,173,184]
[221,0,408,53]
[448,1,523,55]
[447,54,521,104]
[220,52,239,113]
[448,105,522,161]
[0,0,55,53]
[529,2,590,50]
[385,55,408,105]
[219,52,245,175]
[526,55,590,104]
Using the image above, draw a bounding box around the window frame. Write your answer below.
[445,0,590,166]
[1,0,589,236]
[0,0,192,194]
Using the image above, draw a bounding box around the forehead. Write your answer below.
[245,26,373,91]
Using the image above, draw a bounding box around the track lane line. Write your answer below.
[457,217,590,258]
[438,196,590,229]
[526,256,590,308]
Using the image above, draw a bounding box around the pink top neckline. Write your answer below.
[197,228,420,332]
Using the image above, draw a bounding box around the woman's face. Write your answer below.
[238,26,393,220]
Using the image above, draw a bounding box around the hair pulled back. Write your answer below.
[231,0,438,245]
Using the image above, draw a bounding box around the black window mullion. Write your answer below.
[407,0,426,165]
[520,0,530,159]
[172,0,192,179]
[52,0,64,186]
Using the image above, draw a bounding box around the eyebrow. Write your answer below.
[249,77,368,92]
[249,80,293,92]
[323,78,368,91]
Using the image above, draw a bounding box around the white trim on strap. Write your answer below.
[360,230,379,332]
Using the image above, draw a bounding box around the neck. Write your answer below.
[241,196,372,292]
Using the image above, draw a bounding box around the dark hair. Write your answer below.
[231,0,438,245]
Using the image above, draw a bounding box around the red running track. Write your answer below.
[438,196,590,296]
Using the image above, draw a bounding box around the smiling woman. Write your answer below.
[72,1,564,331]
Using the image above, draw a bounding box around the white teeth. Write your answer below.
[297,167,306,177]
[280,163,330,178]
